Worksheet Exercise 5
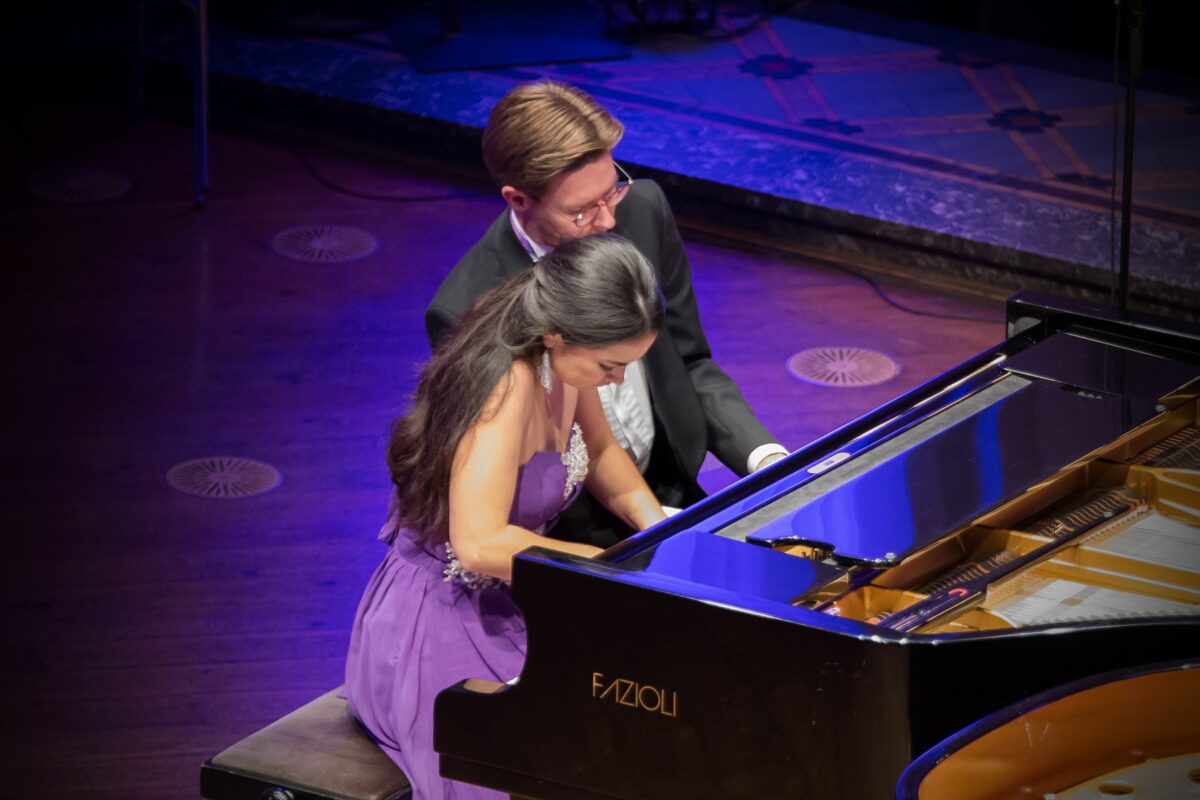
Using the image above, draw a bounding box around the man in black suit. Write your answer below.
[427,81,785,546]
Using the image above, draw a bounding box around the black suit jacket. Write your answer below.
[425,181,777,542]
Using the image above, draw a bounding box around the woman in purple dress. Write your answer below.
[345,234,668,799]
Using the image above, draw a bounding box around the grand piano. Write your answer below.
[434,292,1200,800]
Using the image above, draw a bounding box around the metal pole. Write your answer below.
[193,0,210,207]
[1116,0,1143,318]
[133,0,146,117]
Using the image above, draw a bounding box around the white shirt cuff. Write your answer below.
[747,443,789,473]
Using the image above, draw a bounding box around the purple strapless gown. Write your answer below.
[346,428,586,800]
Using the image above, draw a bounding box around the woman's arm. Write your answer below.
[576,386,668,532]
[448,362,601,581]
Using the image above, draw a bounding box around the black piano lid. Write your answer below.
[715,332,1200,566]
[1003,328,1200,401]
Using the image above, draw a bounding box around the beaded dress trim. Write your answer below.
[560,423,588,500]
[443,424,588,590]
[442,542,505,589]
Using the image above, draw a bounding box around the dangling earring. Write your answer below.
[539,350,553,393]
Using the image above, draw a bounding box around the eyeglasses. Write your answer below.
[551,162,634,228]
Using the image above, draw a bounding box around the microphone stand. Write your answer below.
[1116,0,1144,319]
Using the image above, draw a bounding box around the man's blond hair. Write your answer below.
[482,81,624,196]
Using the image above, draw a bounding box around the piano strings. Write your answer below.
[1129,424,1200,470]
[900,488,1147,607]
[1020,485,1146,539]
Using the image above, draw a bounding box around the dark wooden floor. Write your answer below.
[1,107,1003,799]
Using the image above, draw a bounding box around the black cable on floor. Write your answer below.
[262,132,491,203]
[685,226,999,324]
[807,256,999,324]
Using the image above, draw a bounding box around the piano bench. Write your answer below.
[200,687,411,800]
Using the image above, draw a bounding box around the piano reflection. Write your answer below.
[897,658,1200,800]
[435,292,1200,800]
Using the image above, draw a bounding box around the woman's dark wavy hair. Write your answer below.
[388,233,664,547]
